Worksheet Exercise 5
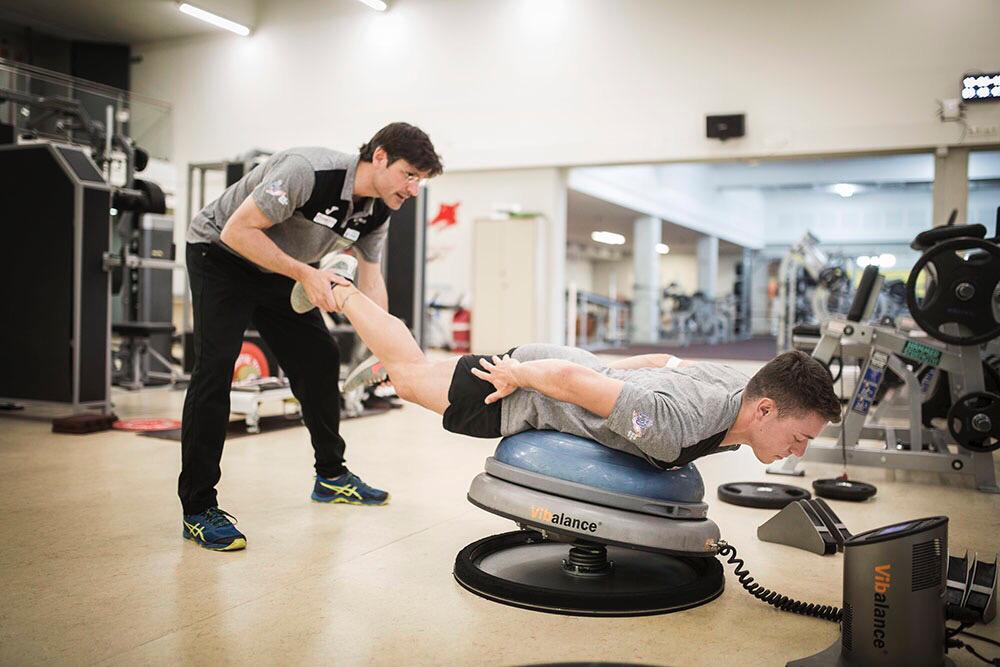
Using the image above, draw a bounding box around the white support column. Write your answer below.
[631,216,661,344]
[545,170,568,344]
[697,235,719,298]
[933,147,969,226]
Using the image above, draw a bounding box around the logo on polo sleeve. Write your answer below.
[628,410,653,441]
[264,179,289,206]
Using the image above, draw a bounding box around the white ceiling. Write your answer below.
[570,150,1000,257]
[643,151,1000,192]
[567,190,742,256]
[0,0,252,43]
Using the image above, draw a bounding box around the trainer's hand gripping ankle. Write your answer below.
[290,253,359,313]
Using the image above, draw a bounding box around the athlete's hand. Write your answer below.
[471,355,522,404]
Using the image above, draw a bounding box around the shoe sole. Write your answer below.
[290,282,315,314]
[311,493,391,506]
[290,255,359,314]
[183,532,247,551]
[343,357,389,394]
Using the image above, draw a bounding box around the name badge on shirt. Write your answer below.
[344,227,360,241]
[313,212,337,228]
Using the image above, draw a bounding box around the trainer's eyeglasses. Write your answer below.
[403,169,428,186]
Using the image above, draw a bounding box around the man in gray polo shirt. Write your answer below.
[180,123,443,552]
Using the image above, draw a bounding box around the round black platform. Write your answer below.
[453,530,724,617]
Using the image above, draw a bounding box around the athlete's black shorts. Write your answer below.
[441,347,518,438]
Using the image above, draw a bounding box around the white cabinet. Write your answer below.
[471,217,545,354]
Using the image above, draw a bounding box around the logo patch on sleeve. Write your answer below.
[264,179,289,206]
[628,410,653,441]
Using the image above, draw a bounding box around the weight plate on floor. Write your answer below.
[112,418,182,432]
[716,482,811,509]
[812,479,877,502]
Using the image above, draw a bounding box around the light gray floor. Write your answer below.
[1,358,998,666]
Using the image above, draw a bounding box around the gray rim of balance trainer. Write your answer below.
[467,474,720,556]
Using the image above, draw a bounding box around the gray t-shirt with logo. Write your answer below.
[500,344,749,466]
[187,147,389,266]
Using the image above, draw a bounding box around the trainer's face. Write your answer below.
[371,147,427,210]
[748,400,828,464]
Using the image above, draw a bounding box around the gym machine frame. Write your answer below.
[777,232,854,352]
[770,226,1000,493]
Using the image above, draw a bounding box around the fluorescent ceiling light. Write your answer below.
[855,254,896,269]
[831,183,859,198]
[656,243,670,255]
[178,3,251,36]
[591,231,626,245]
[356,0,388,10]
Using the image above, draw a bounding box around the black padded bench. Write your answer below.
[112,321,177,390]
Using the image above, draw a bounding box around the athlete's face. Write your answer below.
[747,399,828,463]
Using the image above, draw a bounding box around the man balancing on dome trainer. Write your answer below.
[308,263,842,469]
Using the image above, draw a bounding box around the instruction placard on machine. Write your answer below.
[902,340,942,367]
[851,351,888,416]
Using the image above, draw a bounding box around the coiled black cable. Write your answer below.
[717,541,842,623]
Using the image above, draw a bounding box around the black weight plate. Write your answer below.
[133,179,166,215]
[716,482,811,509]
[947,391,1000,453]
[812,479,877,502]
[133,146,149,173]
[905,236,1000,346]
[920,362,1000,427]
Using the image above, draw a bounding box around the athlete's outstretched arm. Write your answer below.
[472,356,624,418]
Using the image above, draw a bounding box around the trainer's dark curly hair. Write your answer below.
[359,122,443,177]
[746,351,842,423]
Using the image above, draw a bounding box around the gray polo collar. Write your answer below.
[343,155,375,219]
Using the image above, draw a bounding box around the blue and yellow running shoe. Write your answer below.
[182,507,247,551]
[311,471,390,506]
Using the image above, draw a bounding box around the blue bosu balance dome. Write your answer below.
[494,429,706,504]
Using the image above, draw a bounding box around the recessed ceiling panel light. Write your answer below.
[591,231,626,245]
[831,183,859,198]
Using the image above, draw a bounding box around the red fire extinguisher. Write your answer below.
[451,308,471,352]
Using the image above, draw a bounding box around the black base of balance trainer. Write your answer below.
[453,530,724,617]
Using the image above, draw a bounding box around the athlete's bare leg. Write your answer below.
[333,284,458,414]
